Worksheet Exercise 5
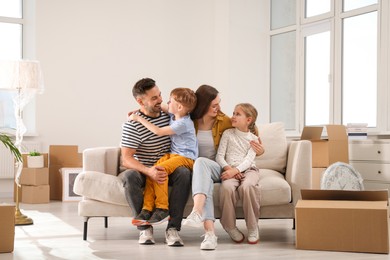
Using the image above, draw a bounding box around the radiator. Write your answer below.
[0,141,41,179]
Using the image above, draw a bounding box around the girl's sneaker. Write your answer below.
[248,227,260,244]
[226,227,245,243]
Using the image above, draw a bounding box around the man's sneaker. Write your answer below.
[182,210,203,228]
[200,232,217,250]
[248,227,260,244]
[226,227,245,243]
[148,208,169,225]
[139,226,155,245]
[165,228,184,246]
[132,209,152,226]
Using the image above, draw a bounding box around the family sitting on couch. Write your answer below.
[121,78,265,250]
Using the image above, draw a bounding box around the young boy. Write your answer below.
[129,87,198,225]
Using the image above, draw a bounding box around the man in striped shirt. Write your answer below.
[121,78,191,247]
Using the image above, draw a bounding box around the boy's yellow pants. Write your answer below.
[143,153,193,211]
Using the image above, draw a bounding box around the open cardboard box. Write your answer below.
[301,125,349,167]
[49,145,82,200]
[296,189,389,254]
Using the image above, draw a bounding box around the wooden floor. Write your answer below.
[1,200,389,260]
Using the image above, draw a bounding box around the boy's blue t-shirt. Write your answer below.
[169,114,198,160]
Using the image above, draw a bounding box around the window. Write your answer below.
[270,0,383,133]
[0,0,36,135]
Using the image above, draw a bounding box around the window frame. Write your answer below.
[270,0,387,136]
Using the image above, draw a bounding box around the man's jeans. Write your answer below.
[122,166,192,231]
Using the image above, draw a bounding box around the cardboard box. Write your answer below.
[301,125,349,167]
[21,184,50,204]
[0,205,15,253]
[19,168,49,186]
[296,189,389,254]
[311,167,326,189]
[49,145,82,200]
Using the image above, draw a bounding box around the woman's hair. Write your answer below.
[236,103,259,136]
[190,84,219,120]
[170,88,197,113]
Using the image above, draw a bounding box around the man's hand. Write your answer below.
[147,165,168,184]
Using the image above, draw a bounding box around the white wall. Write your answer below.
[0,0,269,196]
[27,0,269,153]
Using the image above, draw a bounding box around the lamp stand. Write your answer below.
[15,184,33,226]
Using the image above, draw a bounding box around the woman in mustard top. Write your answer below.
[183,85,263,250]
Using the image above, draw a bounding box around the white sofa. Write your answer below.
[74,122,312,240]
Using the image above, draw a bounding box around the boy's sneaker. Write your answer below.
[132,209,152,226]
[226,227,245,243]
[139,226,155,245]
[248,227,260,244]
[200,232,217,250]
[182,210,203,228]
[148,208,169,225]
[165,228,184,246]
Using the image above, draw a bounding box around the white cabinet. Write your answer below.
[349,140,390,195]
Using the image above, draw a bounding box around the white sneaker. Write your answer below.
[165,228,184,246]
[248,227,259,244]
[182,210,203,228]
[138,226,155,245]
[200,232,217,250]
[226,227,245,243]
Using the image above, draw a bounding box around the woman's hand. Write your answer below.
[129,113,139,122]
[251,137,265,156]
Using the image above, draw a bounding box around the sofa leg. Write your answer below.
[83,217,90,241]
[104,217,108,228]
[292,218,295,230]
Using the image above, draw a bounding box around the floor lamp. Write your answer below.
[0,60,44,225]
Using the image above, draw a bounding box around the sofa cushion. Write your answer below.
[257,169,291,206]
[255,122,287,173]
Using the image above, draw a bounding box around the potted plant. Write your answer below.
[0,133,22,162]
[27,150,44,168]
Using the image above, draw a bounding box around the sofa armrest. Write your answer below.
[83,147,121,176]
[285,140,312,205]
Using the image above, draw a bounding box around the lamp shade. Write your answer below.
[0,60,44,93]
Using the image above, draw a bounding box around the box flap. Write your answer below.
[325,125,348,141]
[49,145,82,166]
[301,127,323,141]
[301,189,389,202]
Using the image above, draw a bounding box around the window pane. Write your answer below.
[343,12,377,127]
[271,0,296,30]
[0,23,22,59]
[270,31,296,130]
[344,0,377,12]
[305,0,331,18]
[0,91,16,129]
[0,0,22,18]
[305,31,330,125]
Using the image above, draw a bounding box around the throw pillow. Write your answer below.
[255,122,287,173]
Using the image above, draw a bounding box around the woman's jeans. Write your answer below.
[191,157,222,221]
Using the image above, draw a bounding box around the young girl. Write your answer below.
[216,103,261,244]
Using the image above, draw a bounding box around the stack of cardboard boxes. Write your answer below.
[14,145,83,202]
[300,125,349,188]
[16,154,50,204]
